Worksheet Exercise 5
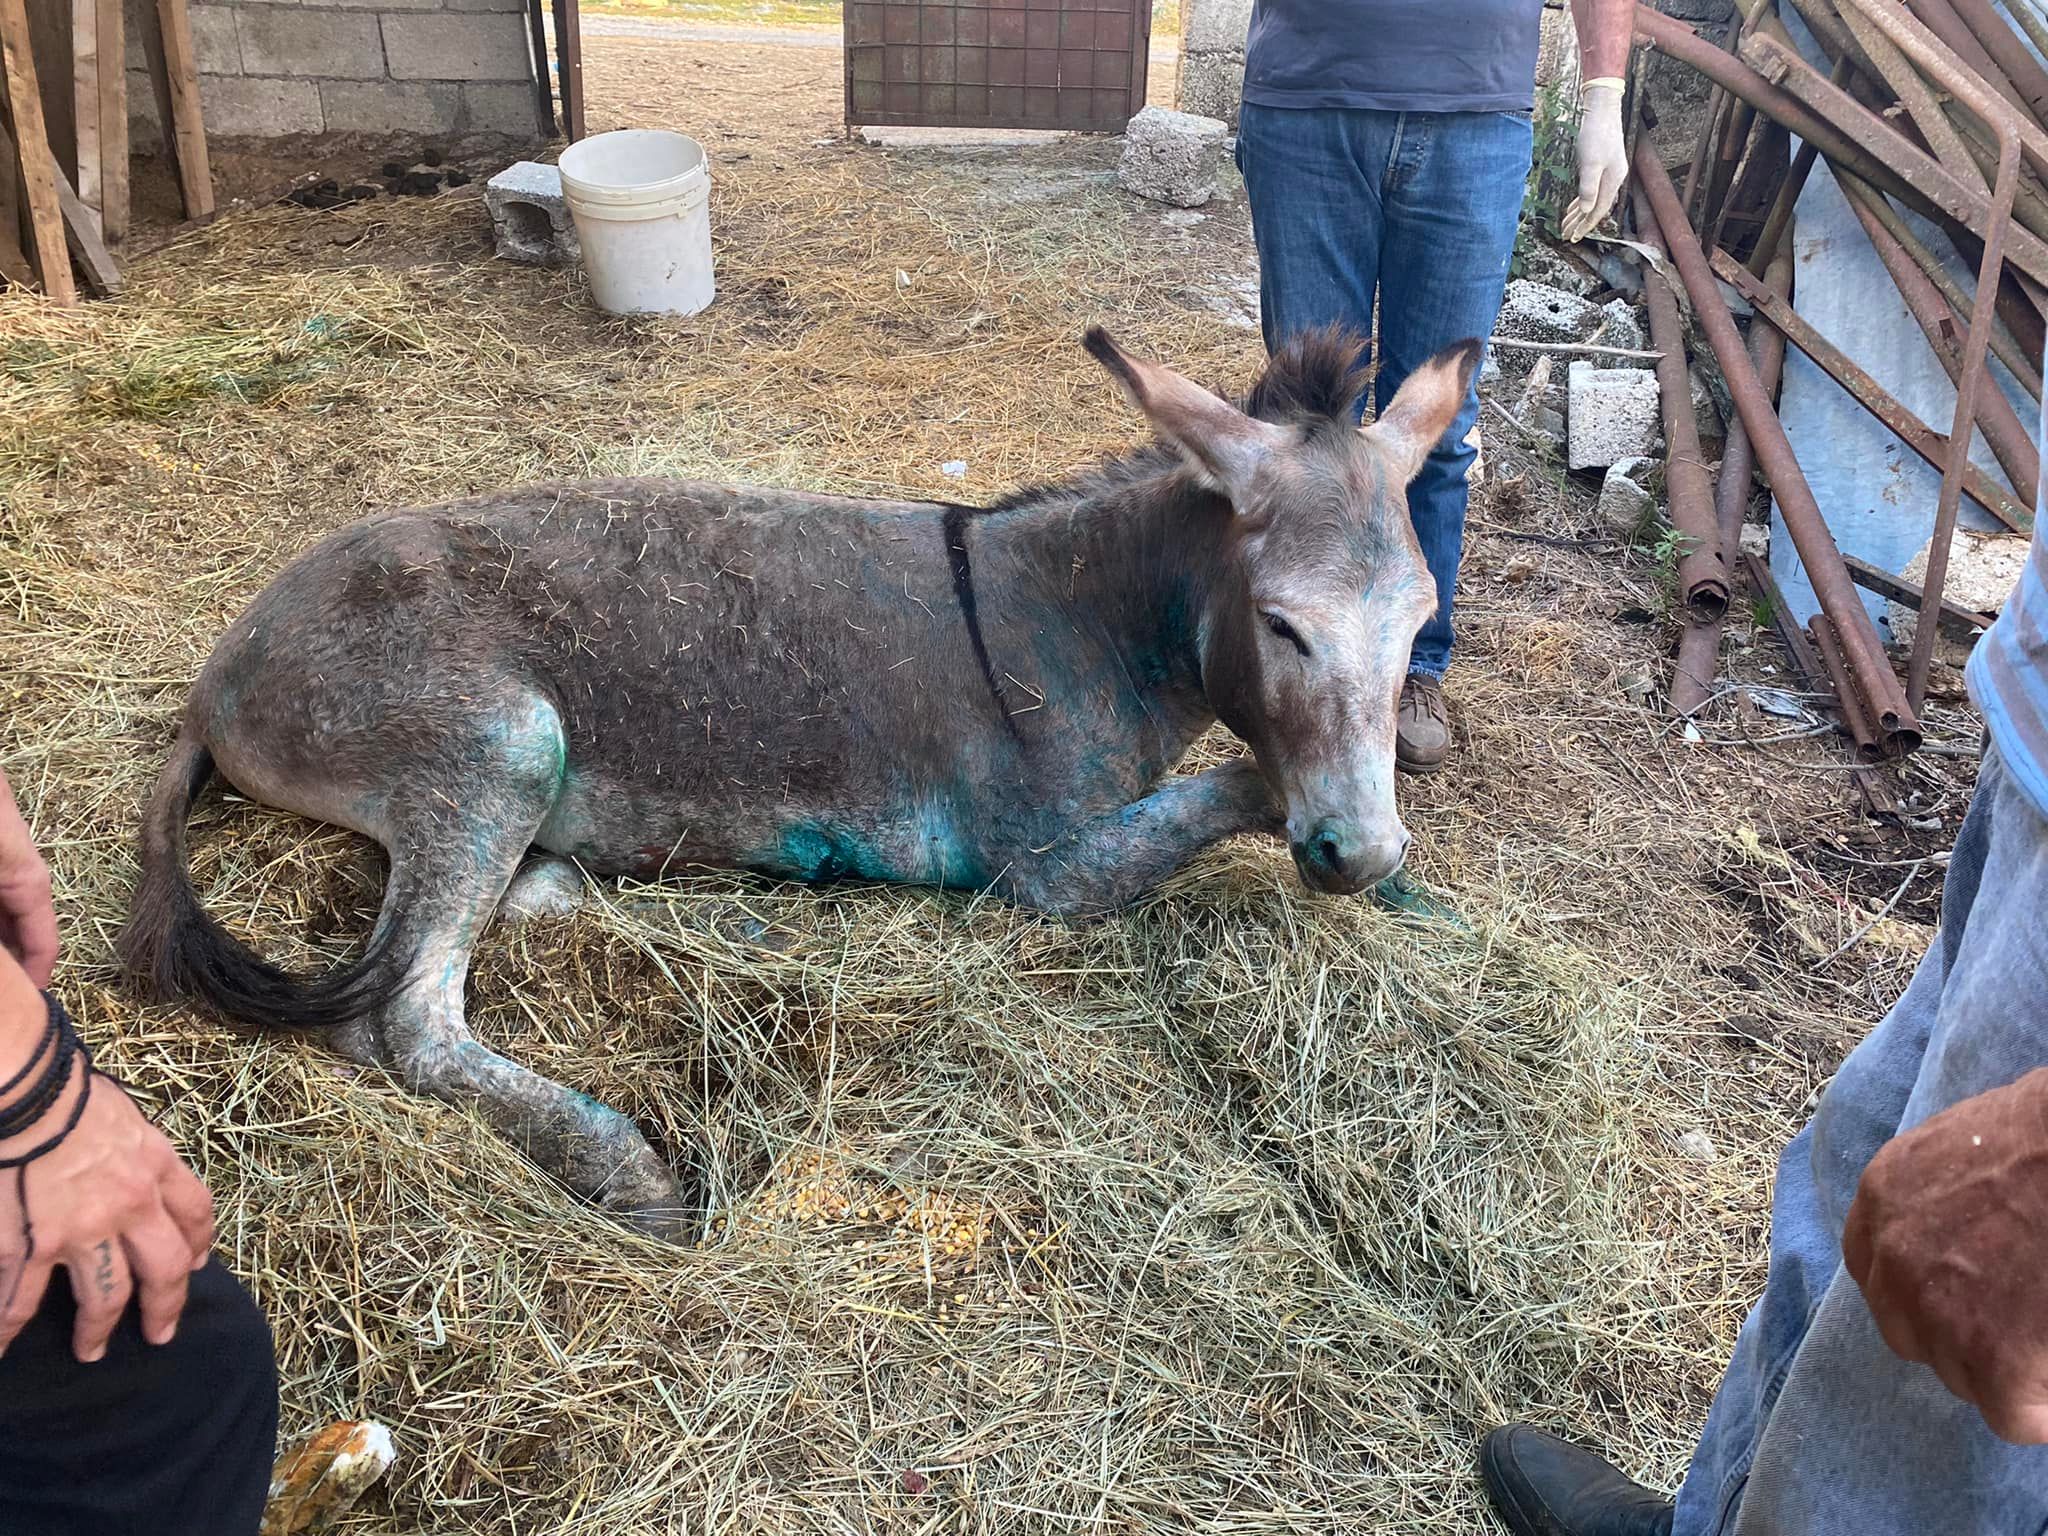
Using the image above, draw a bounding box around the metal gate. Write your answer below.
[845,1,1154,133]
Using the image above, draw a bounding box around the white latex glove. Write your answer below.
[1560,78,1628,243]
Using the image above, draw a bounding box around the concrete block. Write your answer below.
[236,9,383,78]
[383,13,532,80]
[1118,104,1229,208]
[319,79,458,134]
[197,74,324,135]
[1566,361,1661,470]
[188,3,240,74]
[1594,298,1648,358]
[1891,527,2028,665]
[1517,241,1602,296]
[444,0,529,11]
[1498,279,1603,344]
[462,81,545,136]
[1182,0,1253,54]
[1597,456,1660,536]
[318,0,444,10]
[486,160,579,265]
[1176,49,1244,126]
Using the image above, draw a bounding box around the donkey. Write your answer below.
[120,327,1478,1234]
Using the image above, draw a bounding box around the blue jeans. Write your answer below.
[1675,746,2048,1535]
[1235,104,1530,680]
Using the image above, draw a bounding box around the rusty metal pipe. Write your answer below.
[1841,178,2041,507]
[1636,9,1935,216]
[1673,250,1794,718]
[1843,172,2041,395]
[1810,615,1886,759]
[1836,0,2023,713]
[1713,247,2034,530]
[1636,143,1921,754]
[1951,0,2048,137]
[1741,30,2048,284]
[1750,139,1820,276]
[1905,0,2032,109]
[1635,186,1730,623]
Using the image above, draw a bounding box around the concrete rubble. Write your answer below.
[485,161,579,267]
[1567,361,1662,470]
[1118,105,1231,208]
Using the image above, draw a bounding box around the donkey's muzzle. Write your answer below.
[1292,816,1408,895]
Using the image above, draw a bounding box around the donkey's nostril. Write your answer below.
[1317,835,1348,878]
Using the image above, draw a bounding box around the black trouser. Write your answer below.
[0,1256,277,1535]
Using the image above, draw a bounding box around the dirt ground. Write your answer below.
[1,24,1988,1536]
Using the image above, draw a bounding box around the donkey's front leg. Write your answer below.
[1002,758,1281,916]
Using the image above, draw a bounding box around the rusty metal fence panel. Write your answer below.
[845,1,1154,133]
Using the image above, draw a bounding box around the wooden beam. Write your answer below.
[526,0,555,136]
[0,0,77,301]
[53,158,114,293]
[69,0,96,226]
[93,0,119,241]
[0,118,32,285]
[151,0,209,218]
[552,0,583,141]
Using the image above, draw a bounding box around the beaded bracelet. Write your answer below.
[0,994,92,1169]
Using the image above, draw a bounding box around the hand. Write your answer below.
[0,772,57,988]
[0,1013,216,1364]
[1844,1068,2048,1444]
[1560,81,1628,244]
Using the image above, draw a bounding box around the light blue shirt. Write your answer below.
[1965,385,2048,819]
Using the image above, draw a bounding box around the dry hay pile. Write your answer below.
[0,33,1949,1533]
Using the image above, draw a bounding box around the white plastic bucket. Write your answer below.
[557,129,714,317]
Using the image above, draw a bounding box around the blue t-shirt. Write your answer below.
[1243,0,1547,114]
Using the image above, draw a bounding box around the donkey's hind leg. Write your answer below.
[370,707,691,1237]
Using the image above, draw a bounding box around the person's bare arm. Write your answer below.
[1845,1068,2048,1444]
[0,770,216,1365]
[0,771,57,987]
[1569,0,1636,81]
[1560,0,1637,241]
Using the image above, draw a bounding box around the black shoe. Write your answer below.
[1480,1426,1675,1536]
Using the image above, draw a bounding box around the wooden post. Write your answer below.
[526,0,555,136]
[69,0,96,225]
[95,0,122,241]
[552,0,583,141]
[152,0,210,218]
[0,0,77,301]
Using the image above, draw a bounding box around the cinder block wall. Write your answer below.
[127,0,543,144]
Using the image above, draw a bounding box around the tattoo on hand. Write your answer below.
[92,1240,113,1301]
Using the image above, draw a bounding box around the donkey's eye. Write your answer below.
[1262,610,1311,657]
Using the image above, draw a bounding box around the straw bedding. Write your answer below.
[0,29,1972,1533]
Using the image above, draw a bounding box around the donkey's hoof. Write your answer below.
[614,1193,700,1244]
[498,856,585,926]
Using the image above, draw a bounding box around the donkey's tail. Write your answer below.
[118,733,405,1031]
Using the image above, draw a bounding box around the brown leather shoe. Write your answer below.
[1396,674,1451,775]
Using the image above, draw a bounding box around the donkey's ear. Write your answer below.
[1366,338,1483,481]
[1085,328,1286,500]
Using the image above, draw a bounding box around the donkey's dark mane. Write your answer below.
[1240,326,1372,426]
[978,327,1373,515]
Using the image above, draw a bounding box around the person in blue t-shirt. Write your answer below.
[1236,1,1633,772]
